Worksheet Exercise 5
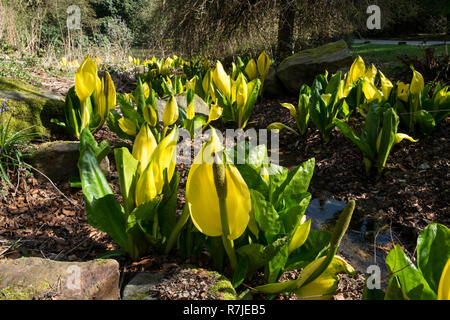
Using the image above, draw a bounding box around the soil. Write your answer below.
[0,81,448,300]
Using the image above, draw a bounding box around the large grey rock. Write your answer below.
[30,141,110,182]
[0,77,65,137]
[276,40,353,94]
[0,257,120,300]
[262,66,288,98]
[157,93,210,120]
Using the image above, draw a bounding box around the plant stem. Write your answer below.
[164,205,190,254]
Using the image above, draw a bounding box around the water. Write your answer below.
[305,198,395,287]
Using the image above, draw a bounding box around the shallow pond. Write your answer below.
[305,198,395,288]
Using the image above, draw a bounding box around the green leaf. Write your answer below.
[376,108,399,173]
[334,118,373,160]
[78,137,112,202]
[250,190,282,235]
[266,244,289,283]
[286,230,331,270]
[415,110,436,135]
[273,158,315,208]
[107,110,136,141]
[114,148,139,215]
[235,163,269,197]
[385,244,437,300]
[416,223,450,293]
[237,236,290,275]
[158,172,180,239]
[279,192,311,234]
[86,195,128,254]
[232,256,249,288]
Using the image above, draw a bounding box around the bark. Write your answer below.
[276,0,296,61]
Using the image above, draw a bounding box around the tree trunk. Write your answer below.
[276,1,296,61]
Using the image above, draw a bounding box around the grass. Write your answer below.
[350,43,447,63]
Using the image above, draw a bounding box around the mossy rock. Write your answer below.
[277,40,353,94]
[0,77,65,138]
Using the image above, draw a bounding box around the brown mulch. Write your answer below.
[0,91,448,300]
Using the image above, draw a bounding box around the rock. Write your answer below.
[0,257,120,300]
[29,141,110,182]
[276,40,353,95]
[0,77,65,137]
[122,272,165,300]
[122,268,238,300]
[262,66,289,98]
[156,93,210,120]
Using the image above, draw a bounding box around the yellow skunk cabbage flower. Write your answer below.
[379,71,393,99]
[394,133,418,144]
[186,130,251,240]
[186,77,196,92]
[410,70,424,95]
[281,103,297,117]
[135,127,179,205]
[206,102,223,125]
[397,82,410,102]
[257,51,270,79]
[235,73,248,108]
[288,218,311,254]
[321,93,332,106]
[294,256,355,300]
[163,96,179,127]
[245,59,257,80]
[75,56,99,102]
[362,78,382,103]
[118,118,137,136]
[434,88,448,106]
[364,64,377,82]
[349,56,366,84]
[96,72,116,121]
[213,61,231,99]
[60,57,68,68]
[186,100,195,120]
[438,258,450,300]
[376,131,417,152]
[132,123,157,175]
[143,104,158,127]
[142,82,150,99]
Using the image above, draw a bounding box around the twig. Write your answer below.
[22,162,81,208]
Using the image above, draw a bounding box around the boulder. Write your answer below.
[122,267,238,300]
[29,141,110,183]
[0,77,65,137]
[276,40,353,95]
[262,66,289,98]
[156,93,210,120]
[0,257,120,300]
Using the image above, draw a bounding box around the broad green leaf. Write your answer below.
[279,192,311,234]
[266,244,289,283]
[416,223,450,293]
[78,139,112,202]
[334,118,373,160]
[158,172,180,239]
[385,244,437,300]
[273,158,315,208]
[286,230,331,270]
[250,190,281,235]
[235,163,269,197]
[86,194,128,254]
[114,147,139,214]
[232,256,249,288]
